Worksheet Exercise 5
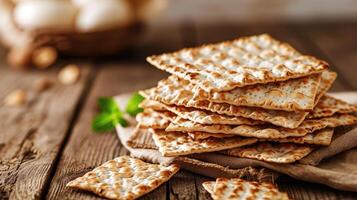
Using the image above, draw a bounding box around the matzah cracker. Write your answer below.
[136,109,175,129]
[300,114,357,133]
[210,178,289,200]
[188,132,236,140]
[223,142,313,163]
[193,74,321,111]
[167,117,309,139]
[164,103,264,125]
[139,99,167,111]
[308,95,357,119]
[140,78,308,129]
[147,34,328,92]
[266,128,334,146]
[202,181,215,194]
[166,114,357,139]
[66,156,179,200]
[150,129,257,157]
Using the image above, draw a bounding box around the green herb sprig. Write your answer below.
[92,92,144,133]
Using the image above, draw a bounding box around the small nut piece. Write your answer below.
[32,47,58,69]
[58,64,80,85]
[7,48,32,69]
[33,77,52,92]
[4,89,27,106]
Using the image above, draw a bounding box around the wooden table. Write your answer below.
[1,23,357,200]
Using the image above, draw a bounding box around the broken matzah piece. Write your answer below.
[66,156,179,200]
[140,81,307,129]
[136,109,175,129]
[308,95,357,119]
[209,178,289,200]
[150,129,257,156]
[193,74,321,111]
[166,114,357,139]
[265,128,334,146]
[166,117,308,139]
[222,142,313,163]
[147,34,328,92]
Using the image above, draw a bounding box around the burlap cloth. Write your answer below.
[115,92,357,192]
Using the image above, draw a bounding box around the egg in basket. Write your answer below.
[0,0,167,68]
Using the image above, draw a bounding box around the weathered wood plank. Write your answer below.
[194,175,213,200]
[169,171,197,200]
[0,62,92,199]
[45,63,168,199]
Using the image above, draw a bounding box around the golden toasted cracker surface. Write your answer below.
[66,156,179,200]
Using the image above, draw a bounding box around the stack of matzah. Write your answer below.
[134,34,357,164]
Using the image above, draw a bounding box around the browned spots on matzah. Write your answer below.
[209,178,289,200]
[66,156,179,200]
[147,34,328,92]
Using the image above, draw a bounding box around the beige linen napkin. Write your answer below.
[115,92,357,192]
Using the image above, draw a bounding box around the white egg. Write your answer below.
[76,0,132,32]
[133,0,167,22]
[71,0,94,8]
[14,0,76,31]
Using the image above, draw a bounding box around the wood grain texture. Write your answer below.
[169,171,197,200]
[46,64,168,199]
[0,64,91,200]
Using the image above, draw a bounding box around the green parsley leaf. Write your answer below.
[112,112,128,127]
[92,113,116,132]
[125,92,144,116]
[92,97,128,133]
[97,97,119,113]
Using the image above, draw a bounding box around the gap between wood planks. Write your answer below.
[38,66,98,200]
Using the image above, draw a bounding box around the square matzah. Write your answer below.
[150,129,257,156]
[141,101,264,125]
[208,178,289,200]
[140,79,308,129]
[147,34,328,92]
[66,156,179,200]
[166,114,357,139]
[140,71,336,128]
[265,128,334,146]
[136,109,175,129]
[193,74,321,111]
[222,142,313,163]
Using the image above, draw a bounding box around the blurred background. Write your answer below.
[158,0,357,25]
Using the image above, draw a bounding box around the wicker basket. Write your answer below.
[0,0,154,58]
[31,25,144,57]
